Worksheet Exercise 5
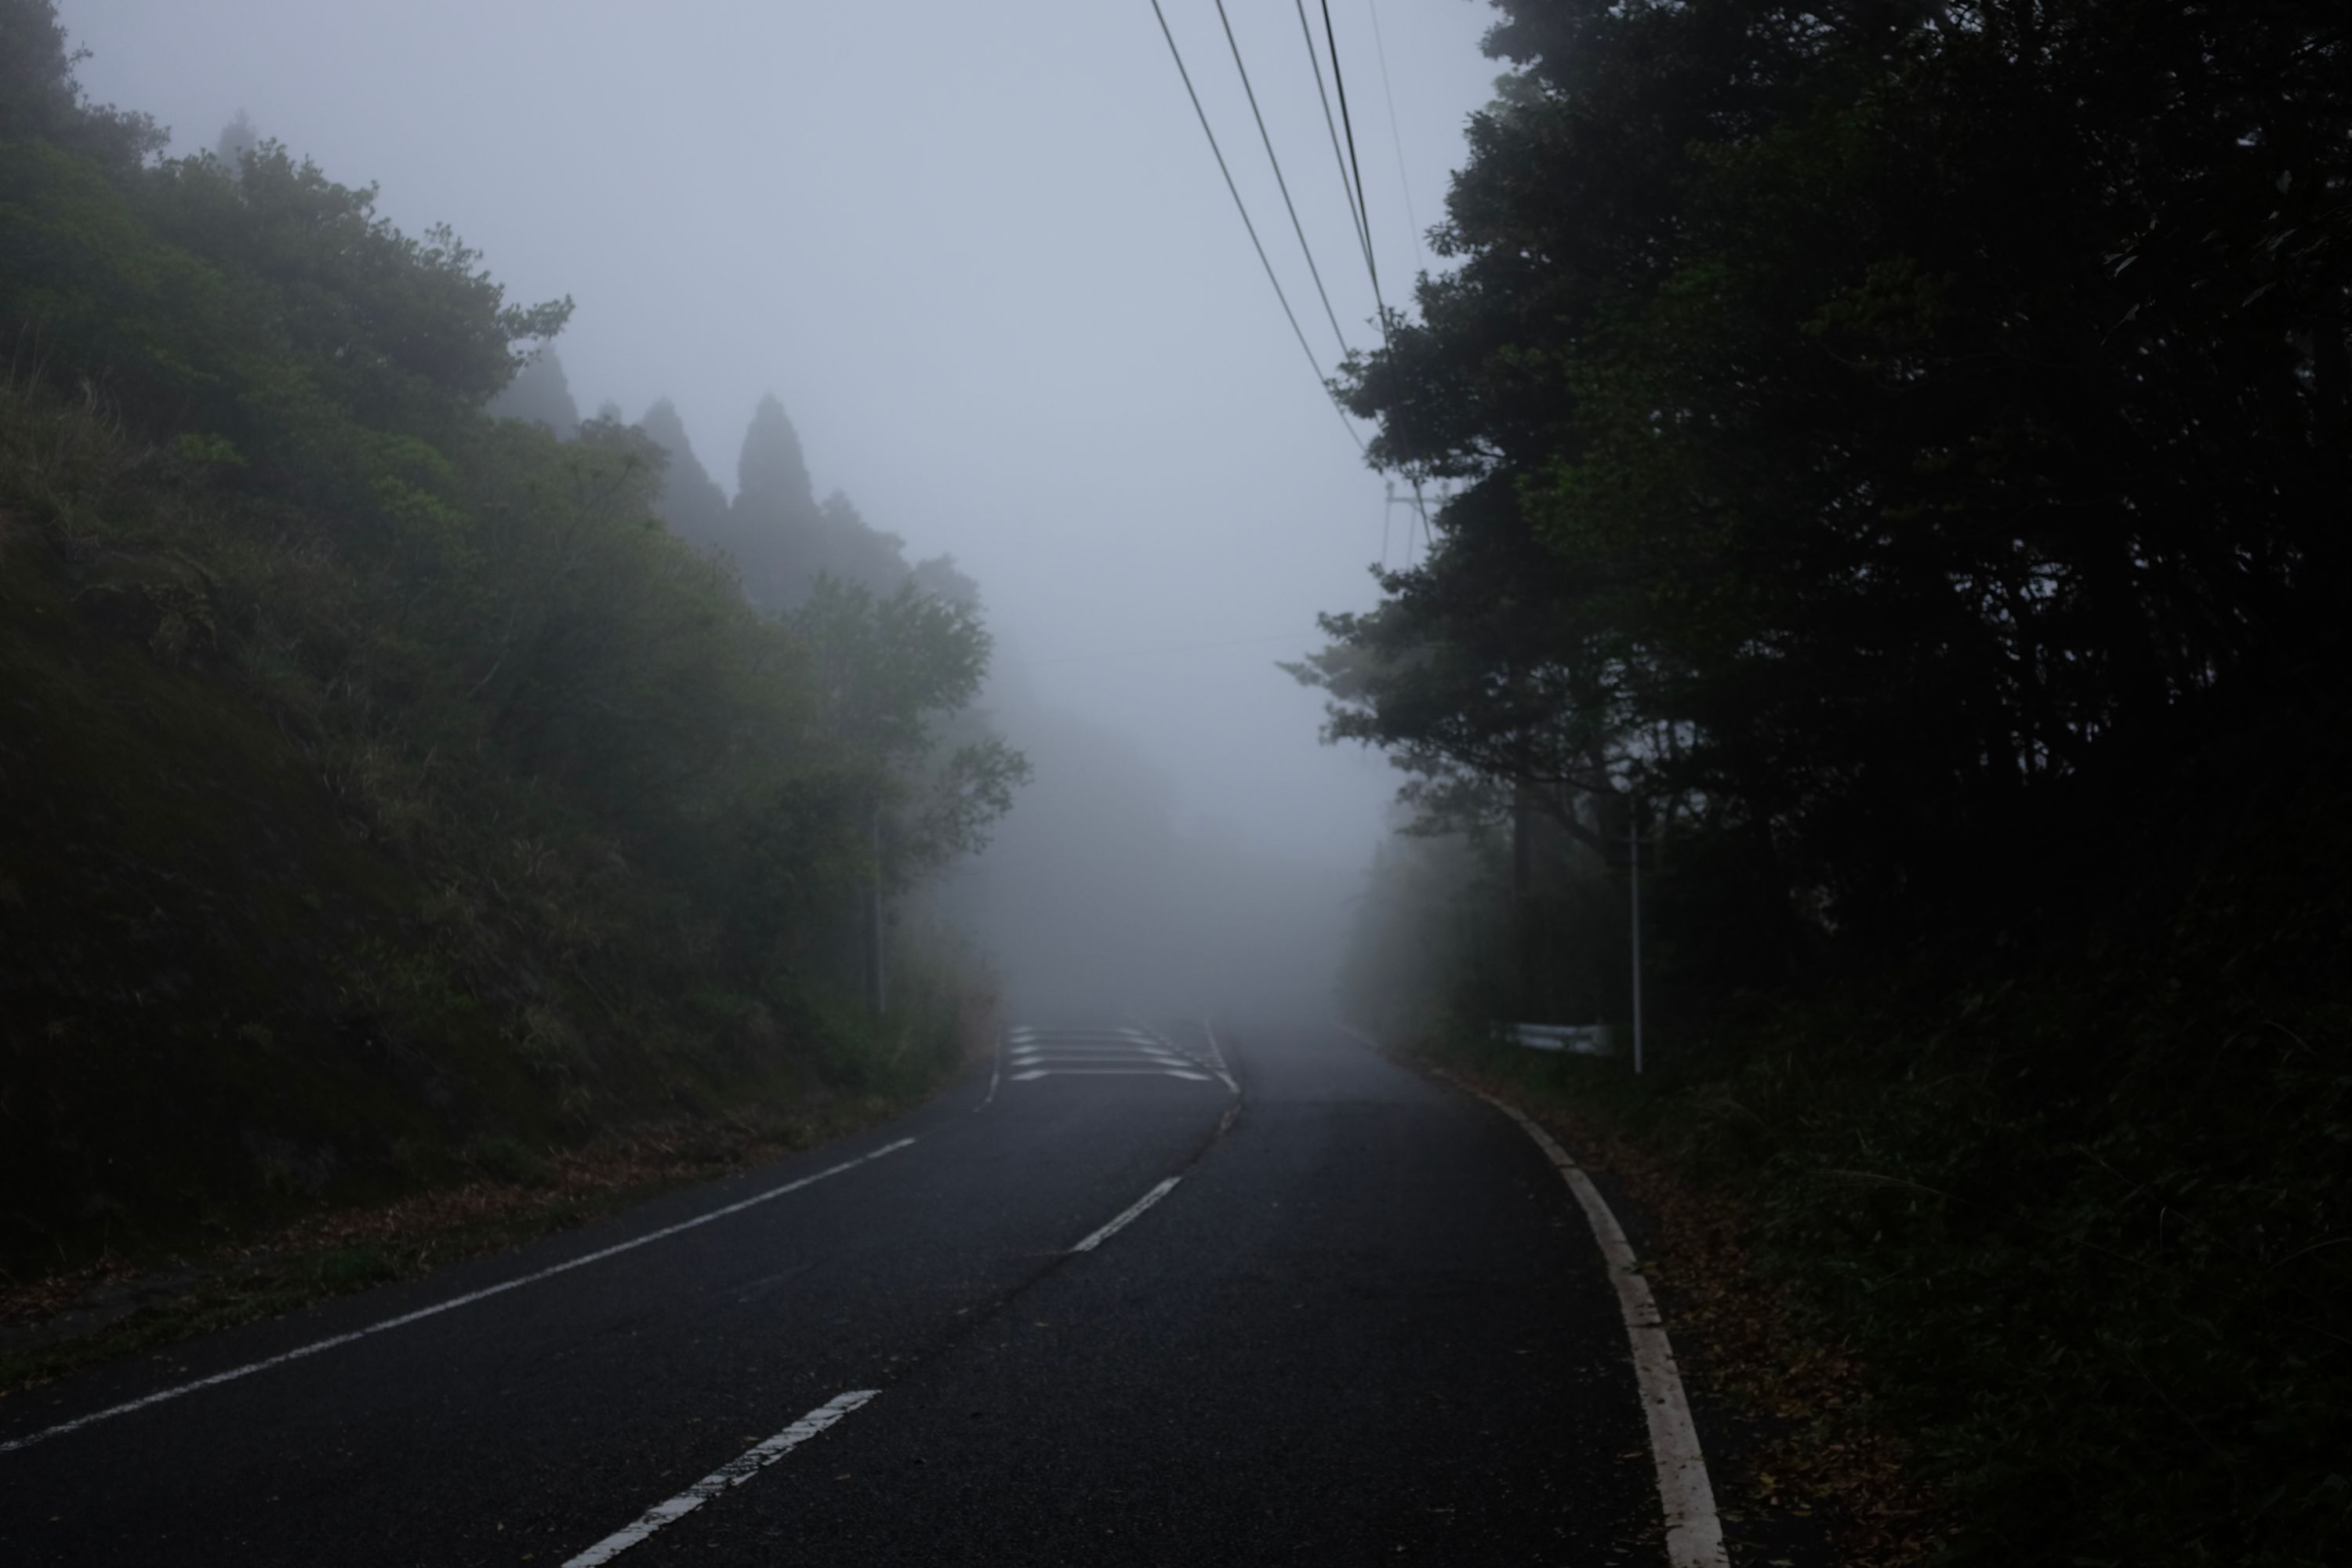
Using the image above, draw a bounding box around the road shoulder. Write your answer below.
[1343,1025,1936,1568]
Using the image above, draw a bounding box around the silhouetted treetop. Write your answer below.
[736,393,816,522]
[488,347,580,439]
[213,109,258,174]
[640,397,730,552]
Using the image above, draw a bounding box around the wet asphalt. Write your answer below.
[0,1018,1654,1566]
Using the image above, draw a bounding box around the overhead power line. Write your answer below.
[1365,0,1426,267]
[1145,0,1363,451]
[1319,0,1385,326]
[1209,0,1352,358]
[1319,2,1439,554]
[1295,1,1373,295]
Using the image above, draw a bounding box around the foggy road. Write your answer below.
[0,1023,1660,1565]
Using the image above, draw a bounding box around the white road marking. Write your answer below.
[1014,1029,1152,1042]
[1009,1051,1185,1065]
[561,1388,878,1566]
[1070,1177,1182,1253]
[1007,1068,1212,1082]
[0,1138,920,1457]
[976,1031,1004,1111]
[994,1022,1232,1092]
[1201,1021,1240,1095]
[1433,1058,1728,1568]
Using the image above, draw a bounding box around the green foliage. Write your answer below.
[1308,0,2350,942]
[0,2,1019,1270]
[793,578,990,764]
[0,0,164,168]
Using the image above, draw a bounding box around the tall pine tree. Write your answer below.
[638,397,729,553]
[729,393,823,610]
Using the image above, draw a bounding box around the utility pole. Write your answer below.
[1381,478,1445,570]
[1629,800,1644,1076]
[867,799,887,1021]
[1512,779,1535,1016]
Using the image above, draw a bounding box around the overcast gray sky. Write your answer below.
[64,0,1500,874]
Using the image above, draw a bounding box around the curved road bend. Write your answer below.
[0,1019,1658,1565]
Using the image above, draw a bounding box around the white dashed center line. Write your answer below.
[561,1389,879,1566]
[1070,1177,1184,1253]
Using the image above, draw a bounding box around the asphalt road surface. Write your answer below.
[0,1020,1662,1565]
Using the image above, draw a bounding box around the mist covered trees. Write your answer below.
[212,107,257,173]
[639,396,730,550]
[487,347,581,438]
[699,392,931,608]
[624,389,1026,879]
[0,0,1021,1248]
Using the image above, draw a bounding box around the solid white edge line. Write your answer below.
[1343,1023,1728,1568]
[561,1388,879,1566]
[1069,1176,1182,1253]
[1489,1097,1726,1567]
[0,1138,920,1457]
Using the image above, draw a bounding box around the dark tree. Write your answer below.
[1301,0,2352,944]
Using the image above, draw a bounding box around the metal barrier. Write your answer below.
[1507,1022,1617,1058]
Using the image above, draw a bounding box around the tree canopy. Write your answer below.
[1298,0,2350,946]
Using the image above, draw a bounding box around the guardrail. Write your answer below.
[1506,1022,1618,1058]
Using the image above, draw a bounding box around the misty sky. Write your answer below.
[63,0,1501,873]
